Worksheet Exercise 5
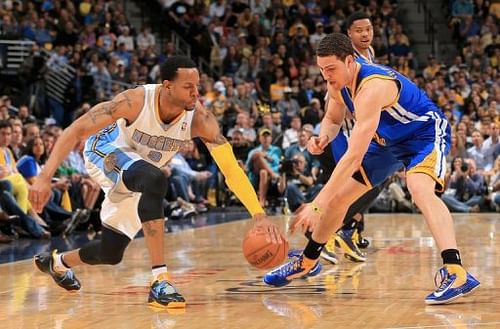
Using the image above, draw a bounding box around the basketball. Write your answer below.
[242,228,289,269]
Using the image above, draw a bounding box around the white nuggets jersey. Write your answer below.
[85,84,194,177]
[117,84,194,167]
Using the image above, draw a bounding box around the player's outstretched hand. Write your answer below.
[307,135,329,155]
[252,214,284,245]
[29,176,53,213]
[289,203,320,235]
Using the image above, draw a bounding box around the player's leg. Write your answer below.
[342,181,387,249]
[34,225,131,291]
[264,177,370,287]
[406,172,480,304]
[122,160,185,308]
[325,144,401,263]
[334,184,384,262]
[401,122,480,304]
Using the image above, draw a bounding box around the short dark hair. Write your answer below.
[346,11,371,29]
[160,56,197,81]
[0,120,11,130]
[316,33,354,60]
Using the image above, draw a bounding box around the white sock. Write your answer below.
[152,265,168,280]
[53,253,70,274]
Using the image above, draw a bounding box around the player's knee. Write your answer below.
[137,170,168,221]
[80,241,128,266]
[123,161,168,194]
[100,249,125,265]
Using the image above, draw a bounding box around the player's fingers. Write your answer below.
[270,225,281,244]
[29,191,40,212]
[318,136,329,149]
[289,215,301,234]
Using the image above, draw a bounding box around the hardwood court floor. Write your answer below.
[0,213,499,329]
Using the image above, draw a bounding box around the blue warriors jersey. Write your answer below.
[339,62,447,147]
[330,51,373,164]
[353,45,375,64]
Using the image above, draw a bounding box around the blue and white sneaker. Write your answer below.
[425,265,480,305]
[263,254,321,287]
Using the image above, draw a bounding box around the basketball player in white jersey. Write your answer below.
[30,56,283,309]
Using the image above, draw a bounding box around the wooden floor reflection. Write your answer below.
[0,213,499,329]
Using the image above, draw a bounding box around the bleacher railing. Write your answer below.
[416,0,438,55]
[0,40,34,75]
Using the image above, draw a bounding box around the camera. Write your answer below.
[280,159,297,175]
[460,163,469,172]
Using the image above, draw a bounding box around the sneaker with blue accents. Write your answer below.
[335,228,366,262]
[425,265,480,305]
[34,250,81,291]
[287,250,322,276]
[263,254,321,287]
[148,273,186,309]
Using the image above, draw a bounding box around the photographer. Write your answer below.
[277,154,321,212]
[441,157,484,212]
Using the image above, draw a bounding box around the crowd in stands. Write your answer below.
[0,0,498,242]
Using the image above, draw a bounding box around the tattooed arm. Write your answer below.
[39,88,143,179]
[191,103,228,150]
[29,88,143,212]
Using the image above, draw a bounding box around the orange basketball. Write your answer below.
[242,228,289,269]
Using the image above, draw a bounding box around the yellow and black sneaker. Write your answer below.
[34,250,81,291]
[320,235,339,265]
[335,228,366,262]
[148,273,186,309]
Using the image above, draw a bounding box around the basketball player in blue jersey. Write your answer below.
[315,11,387,265]
[29,56,283,309]
[264,33,479,305]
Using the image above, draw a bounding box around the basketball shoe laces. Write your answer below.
[154,280,177,296]
[433,268,455,293]
[278,256,305,278]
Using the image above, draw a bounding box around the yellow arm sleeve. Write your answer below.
[210,142,265,217]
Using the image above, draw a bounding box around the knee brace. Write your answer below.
[122,160,168,222]
[79,226,130,265]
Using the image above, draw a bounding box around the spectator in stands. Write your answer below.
[277,88,300,126]
[170,142,212,213]
[117,26,134,52]
[468,130,488,172]
[227,112,256,143]
[91,59,112,100]
[229,129,251,168]
[442,157,483,212]
[136,25,156,51]
[96,23,116,53]
[278,153,320,212]
[17,105,37,125]
[284,128,319,177]
[483,122,500,170]
[9,120,23,160]
[246,128,281,207]
[61,140,100,213]
[282,115,302,149]
[448,132,470,163]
